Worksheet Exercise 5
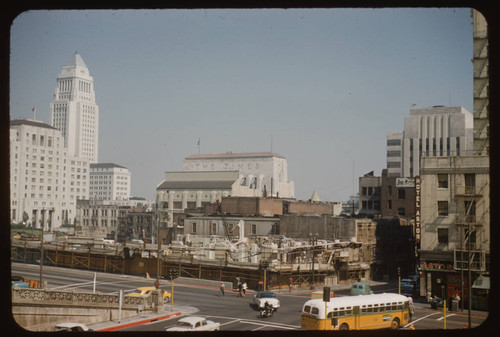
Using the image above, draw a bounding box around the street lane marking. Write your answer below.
[219,319,241,327]
[437,314,457,320]
[403,312,440,327]
[238,320,300,330]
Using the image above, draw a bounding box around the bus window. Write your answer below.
[392,302,397,311]
[346,309,352,315]
[311,307,319,315]
[303,305,311,314]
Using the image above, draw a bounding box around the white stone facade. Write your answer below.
[387,106,473,178]
[183,152,294,198]
[156,171,239,227]
[10,119,89,229]
[89,163,131,201]
[50,53,99,163]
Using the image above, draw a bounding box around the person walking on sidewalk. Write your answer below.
[237,282,243,297]
[219,282,225,296]
[242,282,247,297]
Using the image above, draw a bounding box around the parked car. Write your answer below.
[253,291,280,309]
[430,297,445,309]
[11,275,29,288]
[350,282,373,296]
[55,322,93,332]
[166,316,220,331]
[126,287,171,302]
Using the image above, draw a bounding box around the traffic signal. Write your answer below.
[169,269,179,280]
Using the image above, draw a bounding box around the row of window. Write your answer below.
[190,222,258,235]
[304,302,405,318]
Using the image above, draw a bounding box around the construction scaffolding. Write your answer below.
[11,230,375,290]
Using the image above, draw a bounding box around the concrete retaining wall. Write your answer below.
[11,288,156,331]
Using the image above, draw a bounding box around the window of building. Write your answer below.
[438,174,448,188]
[387,162,401,168]
[438,228,449,244]
[362,187,367,196]
[464,201,476,222]
[388,186,392,195]
[398,207,405,216]
[465,174,475,194]
[387,200,392,210]
[387,151,401,157]
[438,201,448,216]
[192,222,197,234]
[251,224,257,235]
[398,188,405,199]
[387,139,401,146]
[211,223,217,235]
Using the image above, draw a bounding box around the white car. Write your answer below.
[166,316,220,331]
[253,291,280,309]
[55,322,93,332]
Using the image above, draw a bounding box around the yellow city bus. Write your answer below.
[301,293,410,330]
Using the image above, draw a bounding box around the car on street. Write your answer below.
[126,287,171,302]
[166,316,220,331]
[55,322,93,332]
[350,282,373,296]
[253,291,280,309]
[400,278,415,297]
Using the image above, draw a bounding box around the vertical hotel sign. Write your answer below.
[415,176,421,244]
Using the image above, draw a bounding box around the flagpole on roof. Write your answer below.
[197,138,200,154]
[32,107,36,120]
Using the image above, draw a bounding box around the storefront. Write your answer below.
[418,260,469,308]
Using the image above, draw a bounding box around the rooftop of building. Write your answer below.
[409,105,469,115]
[10,119,59,131]
[185,152,285,160]
[64,52,88,68]
[90,163,127,169]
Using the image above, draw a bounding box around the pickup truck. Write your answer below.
[166,316,220,331]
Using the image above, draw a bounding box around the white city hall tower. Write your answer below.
[50,52,99,163]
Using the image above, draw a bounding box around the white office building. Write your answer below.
[9,119,89,229]
[183,152,295,198]
[89,163,131,201]
[49,52,99,163]
[387,106,473,178]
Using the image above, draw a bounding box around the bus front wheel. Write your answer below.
[340,323,349,330]
[391,318,400,330]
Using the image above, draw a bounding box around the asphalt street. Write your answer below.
[11,263,488,331]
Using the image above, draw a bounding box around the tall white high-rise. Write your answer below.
[386,106,473,178]
[50,52,99,163]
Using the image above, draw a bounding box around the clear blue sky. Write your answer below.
[10,8,473,202]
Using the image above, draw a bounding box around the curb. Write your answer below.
[96,312,182,331]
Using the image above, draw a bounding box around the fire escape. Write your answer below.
[472,9,489,156]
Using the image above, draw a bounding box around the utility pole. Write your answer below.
[310,237,317,290]
[156,195,161,283]
[39,208,45,287]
